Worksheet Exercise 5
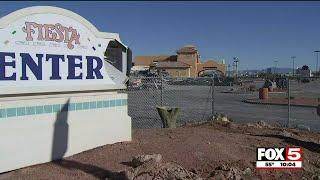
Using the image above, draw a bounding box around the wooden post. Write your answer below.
[156,106,180,128]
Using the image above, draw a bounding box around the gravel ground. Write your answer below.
[1,121,319,179]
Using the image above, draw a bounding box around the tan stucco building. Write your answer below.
[134,45,226,77]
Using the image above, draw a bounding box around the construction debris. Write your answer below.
[209,164,253,179]
[213,113,232,123]
[131,154,162,168]
[247,121,274,129]
[122,154,202,180]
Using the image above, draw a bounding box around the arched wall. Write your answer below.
[197,60,226,76]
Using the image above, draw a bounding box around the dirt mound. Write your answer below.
[122,154,202,180]
[119,154,256,180]
[207,163,253,180]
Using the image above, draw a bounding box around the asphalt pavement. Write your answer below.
[128,83,320,131]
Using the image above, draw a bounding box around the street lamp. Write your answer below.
[233,57,239,78]
[274,59,278,74]
[314,50,320,73]
[291,56,296,77]
[227,64,231,77]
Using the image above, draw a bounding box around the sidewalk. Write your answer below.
[243,97,318,108]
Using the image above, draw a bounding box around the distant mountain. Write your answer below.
[236,67,293,74]
[239,69,263,73]
[265,67,293,74]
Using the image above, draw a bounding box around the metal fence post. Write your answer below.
[287,78,290,128]
[212,77,215,116]
[160,75,163,106]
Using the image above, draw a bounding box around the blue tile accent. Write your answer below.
[0,99,127,118]
[90,101,97,109]
[35,106,44,114]
[97,101,103,108]
[7,108,16,117]
[103,100,110,107]
[53,104,61,112]
[0,109,6,118]
[83,102,90,109]
[116,99,122,106]
[17,107,26,116]
[61,104,69,112]
[110,100,115,107]
[26,106,36,115]
[68,103,75,111]
[122,99,127,105]
[44,105,52,113]
[76,103,83,110]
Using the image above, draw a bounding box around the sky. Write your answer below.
[1,1,320,70]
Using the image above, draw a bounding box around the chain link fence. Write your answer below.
[127,77,214,128]
[126,76,320,132]
[214,78,289,127]
[286,78,320,131]
[217,77,320,132]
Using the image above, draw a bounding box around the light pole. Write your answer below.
[227,64,231,77]
[291,56,296,77]
[314,50,320,74]
[233,57,239,79]
[274,60,278,74]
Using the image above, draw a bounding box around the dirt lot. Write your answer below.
[1,121,320,180]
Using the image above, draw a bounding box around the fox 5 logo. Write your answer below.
[257,147,302,161]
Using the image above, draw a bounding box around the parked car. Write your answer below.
[128,79,143,90]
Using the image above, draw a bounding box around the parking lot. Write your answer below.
[128,78,320,131]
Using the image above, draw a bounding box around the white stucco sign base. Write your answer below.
[0,6,131,173]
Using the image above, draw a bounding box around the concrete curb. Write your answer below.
[242,99,317,108]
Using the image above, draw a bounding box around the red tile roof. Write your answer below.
[134,55,177,66]
[176,46,198,54]
[152,61,191,69]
